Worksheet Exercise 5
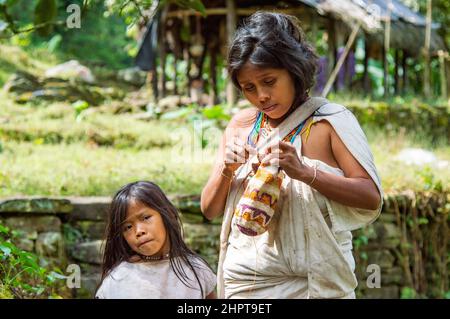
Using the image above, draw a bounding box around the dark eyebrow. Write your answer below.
[122,211,149,224]
[256,72,275,78]
[239,72,276,86]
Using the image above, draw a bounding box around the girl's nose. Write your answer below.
[135,225,146,237]
[258,89,270,104]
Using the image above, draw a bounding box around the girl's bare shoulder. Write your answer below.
[227,107,259,129]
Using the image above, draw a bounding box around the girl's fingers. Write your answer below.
[244,143,257,155]
[279,141,295,152]
[225,148,246,163]
[261,152,283,166]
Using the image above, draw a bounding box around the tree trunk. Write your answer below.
[402,50,408,94]
[394,49,400,95]
[423,0,432,98]
[226,0,237,107]
[327,19,337,92]
[363,36,370,94]
[209,44,218,105]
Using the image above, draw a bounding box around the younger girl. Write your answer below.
[95,181,216,299]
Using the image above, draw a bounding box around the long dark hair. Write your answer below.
[228,11,319,121]
[96,181,210,297]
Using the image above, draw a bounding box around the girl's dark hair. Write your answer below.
[228,11,319,111]
[96,181,211,297]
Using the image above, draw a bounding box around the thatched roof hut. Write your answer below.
[136,0,446,102]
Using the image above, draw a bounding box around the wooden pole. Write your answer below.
[438,50,448,100]
[384,0,392,97]
[183,15,191,94]
[423,0,432,98]
[321,23,360,98]
[363,36,370,94]
[394,49,400,95]
[158,5,169,99]
[209,43,218,105]
[173,54,178,95]
[226,0,237,108]
[402,49,408,94]
[326,19,337,93]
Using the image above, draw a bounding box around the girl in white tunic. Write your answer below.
[201,12,383,299]
[96,181,216,299]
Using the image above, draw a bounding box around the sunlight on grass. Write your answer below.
[0,141,216,197]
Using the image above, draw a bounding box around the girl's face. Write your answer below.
[122,200,170,258]
[237,63,296,121]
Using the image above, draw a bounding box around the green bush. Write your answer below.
[0,222,65,299]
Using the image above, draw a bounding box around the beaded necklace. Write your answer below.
[139,253,170,261]
[247,112,312,148]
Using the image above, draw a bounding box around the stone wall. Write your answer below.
[0,192,448,299]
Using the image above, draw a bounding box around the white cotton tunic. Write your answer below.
[95,256,216,299]
[223,158,356,299]
[218,98,383,299]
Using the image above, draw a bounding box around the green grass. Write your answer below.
[0,43,448,197]
[0,116,448,197]
[0,140,215,197]
[0,43,59,86]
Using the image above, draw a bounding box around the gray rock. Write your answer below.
[361,286,399,299]
[374,222,401,240]
[117,67,147,86]
[71,240,104,265]
[367,249,396,269]
[73,221,107,240]
[69,197,111,221]
[36,232,65,259]
[77,273,101,299]
[45,60,95,83]
[0,197,72,214]
[3,72,40,94]
[14,238,35,252]
[0,216,61,234]
[382,267,404,285]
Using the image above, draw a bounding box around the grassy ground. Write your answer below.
[1,91,448,197]
[0,43,448,197]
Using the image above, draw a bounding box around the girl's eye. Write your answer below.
[244,85,255,92]
[144,215,151,221]
[264,79,275,85]
[123,225,132,232]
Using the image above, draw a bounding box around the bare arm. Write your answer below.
[299,122,381,210]
[261,121,381,211]
[200,109,257,220]
[200,133,234,220]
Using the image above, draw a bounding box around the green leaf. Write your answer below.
[173,0,206,16]
[72,100,90,114]
[202,105,231,121]
[400,287,417,299]
[0,224,10,235]
[34,0,57,37]
[0,244,12,257]
[0,20,8,32]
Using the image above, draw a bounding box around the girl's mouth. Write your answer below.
[262,104,278,112]
[138,239,153,248]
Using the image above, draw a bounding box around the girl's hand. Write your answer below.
[260,141,313,181]
[223,136,256,173]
